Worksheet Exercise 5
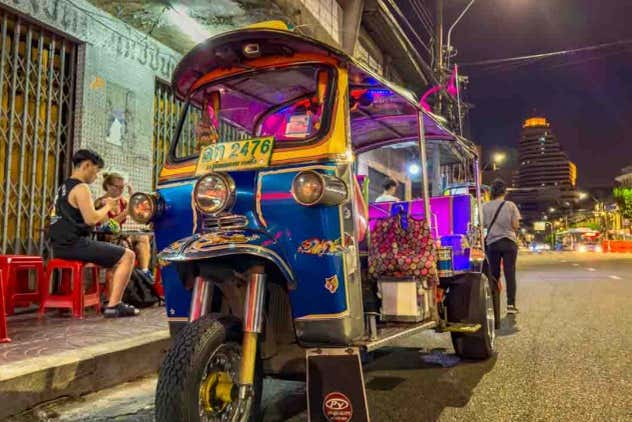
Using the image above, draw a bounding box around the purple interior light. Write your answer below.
[219,91,269,133]
[367,195,471,237]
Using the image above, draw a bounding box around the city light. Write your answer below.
[578,192,588,200]
[549,207,556,213]
[493,152,506,164]
[408,163,420,175]
[166,5,211,43]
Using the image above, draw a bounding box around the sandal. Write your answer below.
[103,302,140,318]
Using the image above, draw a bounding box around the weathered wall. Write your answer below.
[0,0,181,194]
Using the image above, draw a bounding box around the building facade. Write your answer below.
[513,116,577,221]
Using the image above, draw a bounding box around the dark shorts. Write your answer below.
[53,237,126,268]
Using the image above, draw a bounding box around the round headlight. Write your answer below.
[194,173,235,214]
[292,171,324,205]
[291,170,347,206]
[129,193,156,224]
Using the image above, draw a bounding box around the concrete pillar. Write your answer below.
[340,0,365,55]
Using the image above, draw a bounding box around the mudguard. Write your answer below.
[158,229,296,289]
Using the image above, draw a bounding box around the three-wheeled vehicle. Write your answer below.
[128,22,497,421]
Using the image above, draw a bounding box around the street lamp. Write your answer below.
[445,0,476,69]
[483,152,507,171]
[493,152,506,165]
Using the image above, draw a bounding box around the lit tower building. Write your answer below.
[513,116,577,221]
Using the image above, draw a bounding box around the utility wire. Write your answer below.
[470,47,632,75]
[546,47,632,70]
[409,0,435,38]
[383,0,433,56]
[415,0,435,30]
[409,6,435,38]
[459,38,632,67]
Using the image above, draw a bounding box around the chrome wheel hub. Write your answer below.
[485,283,496,350]
[198,345,244,422]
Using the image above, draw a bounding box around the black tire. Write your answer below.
[155,315,263,422]
[482,259,502,330]
[446,273,496,360]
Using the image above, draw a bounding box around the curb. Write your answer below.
[0,330,171,419]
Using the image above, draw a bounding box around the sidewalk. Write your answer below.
[0,306,171,419]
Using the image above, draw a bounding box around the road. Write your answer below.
[16,252,632,421]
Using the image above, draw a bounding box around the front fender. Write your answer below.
[158,229,296,289]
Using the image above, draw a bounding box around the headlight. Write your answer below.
[194,172,235,214]
[595,245,603,253]
[578,245,587,253]
[129,192,157,224]
[291,170,347,206]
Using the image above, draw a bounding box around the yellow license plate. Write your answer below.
[196,137,274,174]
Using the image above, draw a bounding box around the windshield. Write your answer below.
[170,65,334,161]
[357,141,423,203]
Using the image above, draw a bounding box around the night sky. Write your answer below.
[448,0,632,187]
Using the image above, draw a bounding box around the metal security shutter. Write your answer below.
[153,79,198,188]
[0,9,77,255]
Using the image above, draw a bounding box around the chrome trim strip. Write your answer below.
[202,214,249,231]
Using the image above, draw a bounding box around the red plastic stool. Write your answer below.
[0,269,10,343]
[0,255,45,315]
[40,259,102,319]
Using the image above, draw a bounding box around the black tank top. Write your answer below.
[50,178,92,246]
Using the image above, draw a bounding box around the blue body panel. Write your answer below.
[153,180,195,319]
[155,163,351,320]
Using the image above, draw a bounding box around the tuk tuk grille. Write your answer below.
[201,213,248,231]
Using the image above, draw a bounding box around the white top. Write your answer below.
[375,194,400,203]
[482,199,521,245]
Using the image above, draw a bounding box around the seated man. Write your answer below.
[375,178,400,203]
[49,149,139,318]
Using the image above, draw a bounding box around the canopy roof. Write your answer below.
[172,24,477,158]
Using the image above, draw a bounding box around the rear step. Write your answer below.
[436,322,482,333]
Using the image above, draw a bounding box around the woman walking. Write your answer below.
[483,179,521,314]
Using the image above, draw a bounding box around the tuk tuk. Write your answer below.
[555,228,603,252]
[128,22,497,421]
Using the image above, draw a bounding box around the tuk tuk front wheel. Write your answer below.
[155,315,263,422]
[446,274,496,360]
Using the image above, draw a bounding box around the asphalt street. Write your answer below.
[16,252,632,422]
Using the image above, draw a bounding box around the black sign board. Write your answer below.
[307,348,370,422]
